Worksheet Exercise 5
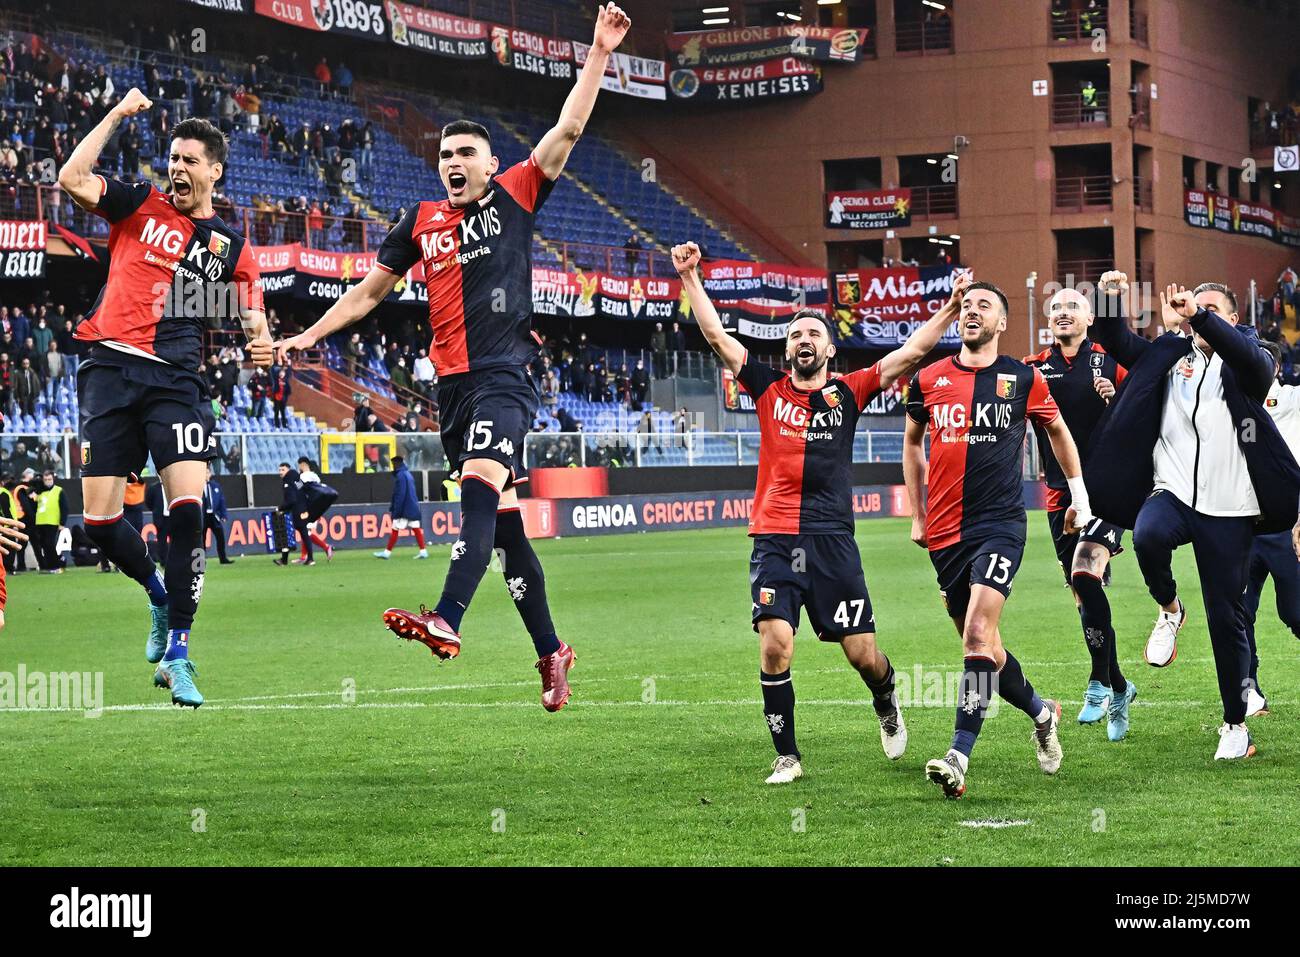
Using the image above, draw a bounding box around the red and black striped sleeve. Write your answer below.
[90,175,152,223]
[496,152,556,214]
[375,204,421,276]
[735,349,783,400]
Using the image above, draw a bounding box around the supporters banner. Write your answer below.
[831,265,963,349]
[668,26,870,65]
[1184,188,1211,228]
[721,367,755,413]
[253,243,297,295]
[826,188,912,230]
[179,0,251,12]
[490,25,574,80]
[1211,193,1233,232]
[531,268,680,322]
[253,0,388,41]
[385,3,489,59]
[669,57,822,104]
[1233,200,1277,241]
[1278,213,1300,248]
[699,260,829,340]
[0,219,46,279]
[573,41,667,100]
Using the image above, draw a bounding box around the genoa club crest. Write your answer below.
[759,587,776,606]
[822,386,841,408]
[996,373,1017,399]
[207,232,230,259]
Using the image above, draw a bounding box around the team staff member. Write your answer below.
[34,471,68,574]
[16,470,37,574]
[1088,283,1300,760]
[202,463,234,564]
[296,457,336,563]
[374,455,428,560]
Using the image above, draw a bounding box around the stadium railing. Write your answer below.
[1052,175,1113,213]
[1048,8,1110,44]
[1050,91,1110,129]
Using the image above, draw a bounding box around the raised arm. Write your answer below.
[672,241,744,375]
[903,415,928,548]
[58,87,152,210]
[877,270,969,389]
[533,4,630,180]
[272,267,401,364]
[1090,270,1150,368]
[1166,284,1274,401]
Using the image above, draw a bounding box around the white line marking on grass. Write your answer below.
[959,819,1033,829]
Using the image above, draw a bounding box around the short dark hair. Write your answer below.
[278,462,291,469]
[392,455,405,467]
[1192,282,1238,315]
[297,456,311,466]
[170,117,228,165]
[440,119,491,150]
[786,308,835,340]
[1261,340,1282,368]
[966,280,1010,317]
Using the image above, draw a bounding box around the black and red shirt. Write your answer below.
[375,153,554,377]
[906,355,1060,550]
[738,351,883,535]
[75,176,263,370]
[1024,338,1126,509]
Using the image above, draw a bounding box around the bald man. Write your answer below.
[1025,273,1135,740]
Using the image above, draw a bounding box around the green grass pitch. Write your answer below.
[1,516,1296,866]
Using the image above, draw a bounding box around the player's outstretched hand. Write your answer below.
[0,515,28,555]
[910,515,927,548]
[249,337,275,368]
[1093,376,1116,403]
[672,242,701,278]
[273,332,317,366]
[593,3,631,53]
[1098,270,1129,294]
[113,87,153,118]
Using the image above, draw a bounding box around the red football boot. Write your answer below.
[383,604,462,660]
[537,641,575,712]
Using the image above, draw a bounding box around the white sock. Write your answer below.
[946,749,969,773]
[1034,703,1052,725]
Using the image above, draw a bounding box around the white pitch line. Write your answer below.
[959,819,1033,829]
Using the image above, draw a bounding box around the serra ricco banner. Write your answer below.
[826,188,912,229]
[669,57,822,104]
[669,26,870,65]
[386,2,488,59]
[832,265,963,349]
[1184,189,1300,248]
[0,219,46,279]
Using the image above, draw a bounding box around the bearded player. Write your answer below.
[676,241,967,784]
[905,281,1090,798]
[1024,272,1136,740]
[274,4,632,712]
[59,88,271,708]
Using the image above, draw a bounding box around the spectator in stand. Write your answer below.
[334,62,353,99]
[151,105,170,160]
[314,57,331,99]
[630,358,649,410]
[31,314,53,355]
[650,321,668,379]
[44,340,61,385]
[120,120,140,180]
[671,320,686,364]
[541,368,559,415]
[165,68,188,121]
[358,121,374,181]
[13,356,40,417]
[0,353,11,409]
[556,407,582,434]
[624,232,642,275]
[390,355,412,393]
[271,367,292,429]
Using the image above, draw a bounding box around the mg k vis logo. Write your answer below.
[772,396,842,439]
[931,402,1013,443]
[420,207,503,265]
[139,217,226,281]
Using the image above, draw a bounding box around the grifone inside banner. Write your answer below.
[668,26,871,65]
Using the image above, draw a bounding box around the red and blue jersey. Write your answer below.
[75,176,262,370]
[375,153,554,377]
[738,351,883,535]
[906,355,1059,550]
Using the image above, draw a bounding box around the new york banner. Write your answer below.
[826,188,912,229]
[669,26,870,65]
[254,0,387,41]
[832,265,963,349]
[490,26,574,80]
[385,3,488,59]
[669,57,822,105]
[572,41,667,100]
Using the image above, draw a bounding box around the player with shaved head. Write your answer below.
[675,240,964,784]
[905,280,1091,798]
[1025,272,1135,740]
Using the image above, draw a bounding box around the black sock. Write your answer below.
[493,507,560,657]
[84,512,166,605]
[998,649,1047,719]
[164,498,204,634]
[760,670,799,758]
[858,653,897,717]
[1073,570,1121,688]
[952,656,995,756]
[435,476,500,632]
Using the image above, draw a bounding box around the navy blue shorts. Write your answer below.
[437,366,538,491]
[77,347,216,478]
[929,535,1026,622]
[749,533,875,641]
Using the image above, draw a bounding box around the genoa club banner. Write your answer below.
[832,265,963,349]
[179,0,250,12]
[490,26,574,80]
[531,269,679,322]
[0,219,46,279]
[254,0,387,41]
[700,260,830,340]
[1183,190,1300,247]
[826,188,912,230]
[669,26,870,65]
[572,41,666,100]
[386,3,489,59]
[669,57,822,104]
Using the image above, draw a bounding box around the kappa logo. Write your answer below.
[935,376,952,387]
[432,210,445,222]
[450,540,467,561]
[1105,529,1118,545]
